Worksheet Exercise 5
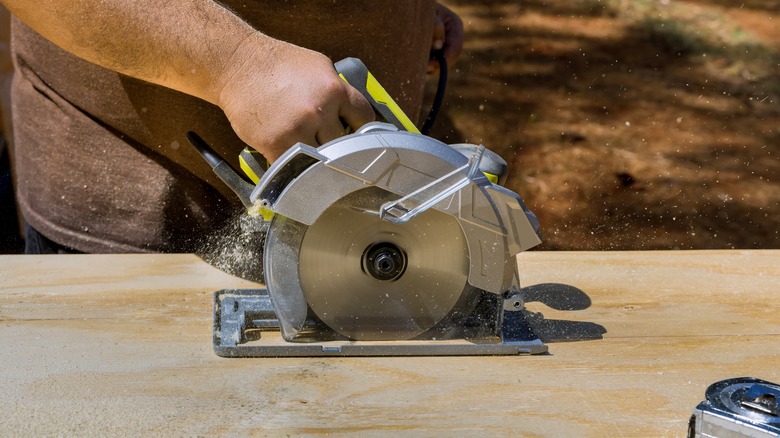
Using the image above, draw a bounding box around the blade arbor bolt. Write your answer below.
[362,242,407,281]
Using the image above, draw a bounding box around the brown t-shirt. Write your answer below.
[11,1,436,253]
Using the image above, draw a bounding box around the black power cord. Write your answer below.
[421,49,448,136]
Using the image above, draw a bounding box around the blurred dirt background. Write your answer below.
[430,0,779,250]
[1,1,776,254]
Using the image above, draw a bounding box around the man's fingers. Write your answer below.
[339,84,376,132]
[430,3,464,73]
[428,15,446,74]
[315,113,346,146]
[442,14,464,67]
[316,81,375,146]
[432,15,445,50]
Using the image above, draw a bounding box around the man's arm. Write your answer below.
[0,0,375,162]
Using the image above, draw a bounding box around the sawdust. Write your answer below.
[196,211,265,284]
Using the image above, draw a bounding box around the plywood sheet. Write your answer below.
[1,251,778,436]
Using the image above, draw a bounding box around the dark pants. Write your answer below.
[24,222,81,254]
[0,137,24,254]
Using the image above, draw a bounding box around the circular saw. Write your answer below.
[189,58,545,356]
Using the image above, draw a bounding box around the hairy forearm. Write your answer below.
[1,0,263,104]
[3,0,377,161]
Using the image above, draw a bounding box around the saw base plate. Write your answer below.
[213,289,548,357]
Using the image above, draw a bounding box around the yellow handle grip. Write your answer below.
[334,58,420,134]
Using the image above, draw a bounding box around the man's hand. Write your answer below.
[428,3,464,74]
[217,34,375,163]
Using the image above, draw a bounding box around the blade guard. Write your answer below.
[251,123,541,340]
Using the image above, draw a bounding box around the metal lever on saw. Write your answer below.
[380,145,486,224]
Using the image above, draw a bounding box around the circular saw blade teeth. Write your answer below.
[297,186,470,341]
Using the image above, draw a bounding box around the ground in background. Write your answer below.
[432,0,779,249]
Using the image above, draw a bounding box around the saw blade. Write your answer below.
[296,186,470,341]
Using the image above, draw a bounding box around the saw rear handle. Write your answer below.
[334,58,421,134]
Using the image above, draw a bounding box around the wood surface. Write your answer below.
[1,251,778,436]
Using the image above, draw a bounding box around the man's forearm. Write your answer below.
[3,0,378,161]
[1,0,260,105]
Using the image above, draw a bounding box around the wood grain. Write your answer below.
[1,251,778,436]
